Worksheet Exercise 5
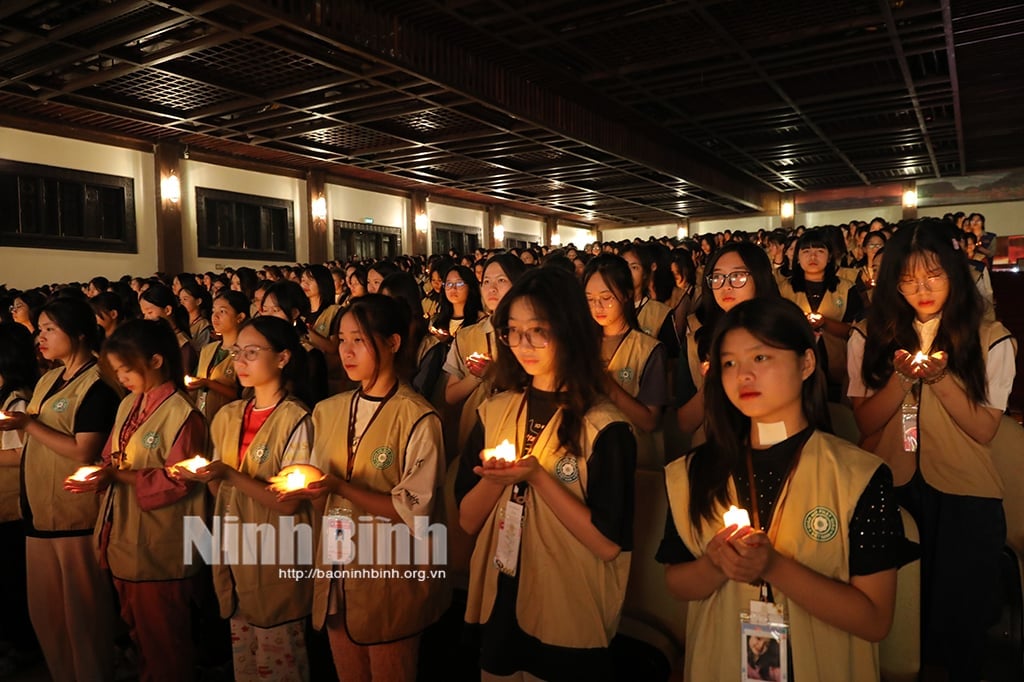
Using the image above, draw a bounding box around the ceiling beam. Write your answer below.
[939,0,967,174]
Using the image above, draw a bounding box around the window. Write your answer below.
[334,220,402,260]
[431,221,480,255]
[196,187,295,261]
[0,160,136,253]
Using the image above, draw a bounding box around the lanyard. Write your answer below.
[744,438,805,602]
[346,382,399,481]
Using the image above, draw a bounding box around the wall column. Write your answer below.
[154,143,183,275]
[307,171,328,263]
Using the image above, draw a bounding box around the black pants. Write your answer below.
[897,471,1005,682]
[0,520,38,650]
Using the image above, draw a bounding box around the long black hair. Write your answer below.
[380,271,428,381]
[491,268,605,458]
[690,298,831,527]
[102,318,185,391]
[581,254,639,331]
[0,323,39,406]
[694,242,780,361]
[862,218,988,405]
[434,264,484,330]
[38,298,105,358]
[140,284,191,339]
[178,278,212,320]
[239,316,312,408]
[302,264,335,314]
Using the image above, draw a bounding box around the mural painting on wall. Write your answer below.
[795,184,902,214]
[918,169,1024,207]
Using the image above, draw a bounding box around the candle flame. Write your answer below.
[68,465,102,482]
[484,439,517,463]
[269,464,325,493]
[912,351,928,365]
[723,504,751,528]
[175,455,211,473]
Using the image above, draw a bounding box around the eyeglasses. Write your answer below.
[586,295,618,310]
[228,345,273,362]
[8,303,25,313]
[498,326,551,349]
[865,243,884,250]
[705,271,750,290]
[898,274,948,295]
[444,281,467,290]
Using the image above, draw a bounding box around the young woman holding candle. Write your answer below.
[848,219,1016,680]
[177,316,318,682]
[0,323,40,671]
[456,267,636,681]
[178,278,213,352]
[281,294,446,681]
[583,254,668,469]
[262,281,330,404]
[659,298,911,681]
[444,254,527,454]
[0,298,119,681]
[139,284,198,374]
[676,242,781,446]
[190,290,249,421]
[67,318,207,682]
[780,229,862,401]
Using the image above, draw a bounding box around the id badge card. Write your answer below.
[324,500,355,565]
[740,601,789,682]
[494,499,524,577]
[901,403,919,452]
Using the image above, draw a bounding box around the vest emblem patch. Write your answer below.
[555,455,579,483]
[142,432,161,450]
[618,367,634,384]
[834,296,844,309]
[803,506,839,542]
[52,398,69,413]
[252,444,270,463]
[371,446,395,470]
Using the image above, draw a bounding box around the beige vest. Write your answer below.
[310,384,448,642]
[665,431,883,682]
[637,297,671,339]
[192,341,236,420]
[781,276,856,386]
[22,366,105,532]
[210,398,315,627]
[98,391,207,581]
[312,304,341,338]
[453,317,497,454]
[313,304,345,395]
[189,318,212,351]
[0,390,30,523]
[860,320,1016,497]
[465,391,632,648]
[607,329,664,469]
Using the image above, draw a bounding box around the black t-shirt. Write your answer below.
[656,428,917,576]
[23,372,120,538]
[455,389,636,681]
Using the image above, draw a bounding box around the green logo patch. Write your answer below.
[141,432,161,449]
[803,506,839,542]
[371,446,395,470]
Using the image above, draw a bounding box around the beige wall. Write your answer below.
[0,127,158,289]
[325,184,409,258]
[599,223,680,242]
[502,214,543,243]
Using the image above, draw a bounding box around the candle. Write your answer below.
[68,465,103,482]
[184,375,199,388]
[723,505,751,528]
[483,439,517,463]
[175,455,211,473]
[806,313,822,324]
[0,411,8,421]
[269,464,325,493]
[912,351,929,365]
[466,352,491,363]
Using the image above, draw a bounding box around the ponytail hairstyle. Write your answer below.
[239,316,312,408]
[263,280,311,331]
[214,290,252,324]
[0,323,39,406]
[38,298,105,357]
[581,254,639,331]
[178,278,212,320]
[90,291,128,332]
[342,294,410,390]
[692,298,831,527]
[862,218,987,405]
[140,284,191,339]
[102,318,184,391]
[490,268,605,458]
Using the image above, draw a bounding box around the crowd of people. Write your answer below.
[0,209,1015,682]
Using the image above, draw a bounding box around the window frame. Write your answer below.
[195,187,296,261]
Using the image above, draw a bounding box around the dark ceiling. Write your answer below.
[0,0,1021,226]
